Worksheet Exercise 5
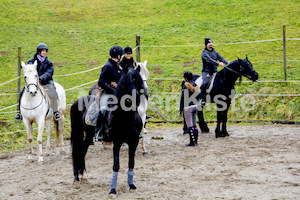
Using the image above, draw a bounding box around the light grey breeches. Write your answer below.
[183,105,198,128]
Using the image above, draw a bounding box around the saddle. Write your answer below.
[195,73,217,94]
[40,86,60,110]
[85,89,104,126]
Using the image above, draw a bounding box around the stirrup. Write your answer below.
[14,112,22,121]
[95,131,103,141]
[54,112,61,121]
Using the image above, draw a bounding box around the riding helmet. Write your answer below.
[109,45,124,57]
[183,71,193,81]
[124,46,132,54]
[37,43,48,52]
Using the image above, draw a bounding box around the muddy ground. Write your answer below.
[0,124,299,200]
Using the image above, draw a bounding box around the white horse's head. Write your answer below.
[21,60,39,96]
[135,60,149,91]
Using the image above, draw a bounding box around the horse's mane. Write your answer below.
[137,62,149,79]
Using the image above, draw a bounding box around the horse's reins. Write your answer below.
[21,81,47,110]
[224,62,254,80]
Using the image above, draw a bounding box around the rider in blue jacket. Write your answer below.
[15,43,61,121]
[200,38,229,105]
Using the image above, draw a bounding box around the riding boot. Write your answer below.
[14,88,24,121]
[52,99,61,121]
[186,127,197,147]
[192,127,199,145]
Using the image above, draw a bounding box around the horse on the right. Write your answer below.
[194,57,259,138]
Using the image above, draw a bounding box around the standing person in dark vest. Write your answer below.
[179,71,200,146]
[94,45,124,140]
[14,43,61,121]
[199,38,229,105]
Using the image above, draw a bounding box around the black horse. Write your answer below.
[70,68,144,195]
[194,57,259,137]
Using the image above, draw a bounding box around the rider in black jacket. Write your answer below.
[119,46,136,71]
[15,43,61,121]
[95,45,124,140]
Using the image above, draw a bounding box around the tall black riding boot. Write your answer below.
[14,88,24,121]
[192,127,199,145]
[186,127,197,147]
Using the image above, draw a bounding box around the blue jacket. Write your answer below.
[201,48,228,73]
[98,58,123,94]
[27,53,54,85]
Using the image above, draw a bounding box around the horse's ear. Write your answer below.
[246,55,248,60]
[136,65,141,72]
[238,57,241,63]
[33,60,38,69]
[21,61,25,68]
[144,60,147,66]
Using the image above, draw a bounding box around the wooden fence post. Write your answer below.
[17,47,21,111]
[283,25,287,81]
[136,35,141,62]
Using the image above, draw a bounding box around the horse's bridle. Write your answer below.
[25,82,38,92]
[21,79,47,110]
[224,62,255,80]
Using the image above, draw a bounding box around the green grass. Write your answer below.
[0,0,299,153]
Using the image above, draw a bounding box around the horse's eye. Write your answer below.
[35,75,37,77]
[24,76,27,79]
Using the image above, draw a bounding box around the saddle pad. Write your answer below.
[85,100,99,126]
[194,73,216,94]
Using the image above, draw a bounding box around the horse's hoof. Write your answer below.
[129,184,137,190]
[109,189,117,195]
[216,134,225,138]
[223,132,230,137]
[81,178,88,184]
[38,157,44,163]
[143,152,149,155]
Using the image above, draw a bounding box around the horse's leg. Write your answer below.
[138,103,148,155]
[197,110,209,133]
[109,141,122,195]
[221,107,230,137]
[36,117,46,162]
[23,119,34,161]
[55,117,65,153]
[215,110,225,138]
[128,139,139,190]
[45,119,52,156]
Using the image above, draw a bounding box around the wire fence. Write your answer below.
[0,37,299,132]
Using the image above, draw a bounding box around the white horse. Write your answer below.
[20,61,66,162]
[135,60,149,155]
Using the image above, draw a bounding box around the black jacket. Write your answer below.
[27,53,54,85]
[98,58,123,94]
[119,57,135,71]
[201,48,228,73]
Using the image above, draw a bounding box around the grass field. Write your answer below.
[0,0,299,153]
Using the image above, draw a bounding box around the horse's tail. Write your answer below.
[70,99,85,179]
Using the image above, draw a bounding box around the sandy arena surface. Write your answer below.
[0,124,300,200]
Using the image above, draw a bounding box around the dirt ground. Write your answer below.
[0,124,300,200]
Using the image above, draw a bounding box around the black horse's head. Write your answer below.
[238,57,259,82]
[115,68,144,111]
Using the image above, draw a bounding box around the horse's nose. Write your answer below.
[252,71,259,81]
[30,91,37,96]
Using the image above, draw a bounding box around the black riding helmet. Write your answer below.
[124,46,132,54]
[183,71,193,81]
[109,45,124,58]
[37,43,48,53]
